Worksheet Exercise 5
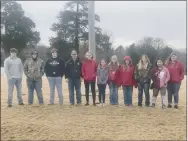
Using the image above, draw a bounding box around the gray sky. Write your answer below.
[18,1,186,49]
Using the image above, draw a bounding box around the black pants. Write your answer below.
[84,81,96,104]
[98,84,106,103]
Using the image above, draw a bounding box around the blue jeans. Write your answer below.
[68,78,81,104]
[27,78,44,104]
[167,82,181,105]
[48,77,63,105]
[123,86,133,105]
[138,82,150,106]
[7,78,23,105]
[109,81,118,104]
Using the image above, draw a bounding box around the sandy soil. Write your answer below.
[1,75,187,140]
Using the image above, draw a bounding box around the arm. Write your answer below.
[61,60,65,77]
[81,62,85,78]
[80,62,82,78]
[4,59,11,79]
[134,65,139,81]
[64,61,69,79]
[165,68,170,84]
[23,60,29,77]
[104,69,109,84]
[19,59,24,78]
[132,67,137,87]
[40,60,45,77]
[179,62,185,81]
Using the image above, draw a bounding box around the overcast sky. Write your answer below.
[18,1,186,49]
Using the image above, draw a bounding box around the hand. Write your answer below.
[134,85,137,88]
[66,79,68,83]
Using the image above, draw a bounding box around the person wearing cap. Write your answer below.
[165,52,185,109]
[4,48,24,107]
[120,56,137,107]
[65,50,82,105]
[44,48,65,105]
[24,50,44,105]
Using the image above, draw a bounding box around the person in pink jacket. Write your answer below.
[151,58,170,109]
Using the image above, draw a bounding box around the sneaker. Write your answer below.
[93,103,96,106]
[151,103,155,108]
[19,103,24,105]
[102,103,105,106]
[99,103,103,107]
[138,104,142,107]
[128,104,133,107]
[162,104,166,109]
[167,104,172,108]
[85,103,89,106]
[8,105,12,108]
[125,104,128,106]
[70,103,74,106]
[174,105,178,109]
[48,103,54,105]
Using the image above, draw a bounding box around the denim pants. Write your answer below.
[48,77,63,105]
[167,82,181,105]
[98,84,106,103]
[138,82,150,106]
[68,78,81,104]
[27,78,44,104]
[7,78,23,105]
[123,86,133,105]
[84,81,96,104]
[109,81,119,105]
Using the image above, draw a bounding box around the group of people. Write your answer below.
[4,48,185,109]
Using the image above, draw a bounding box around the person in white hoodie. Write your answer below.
[4,48,24,107]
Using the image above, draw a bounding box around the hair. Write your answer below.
[85,51,93,58]
[71,49,77,54]
[108,55,119,67]
[137,54,151,70]
[98,59,107,68]
[165,51,178,65]
[10,48,18,53]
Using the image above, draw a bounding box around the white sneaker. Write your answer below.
[102,103,105,106]
[100,103,103,107]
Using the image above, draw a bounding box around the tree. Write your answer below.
[1,1,40,57]
[51,1,100,53]
[115,45,125,63]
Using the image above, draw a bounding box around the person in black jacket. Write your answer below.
[44,48,65,105]
[65,50,82,105]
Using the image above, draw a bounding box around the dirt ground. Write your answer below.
[1,75,187,140]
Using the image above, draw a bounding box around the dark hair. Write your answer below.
[10,48,18,53]
[154,58,164,67]
[71,49,77,54]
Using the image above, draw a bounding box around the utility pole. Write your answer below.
[88,1,96,59]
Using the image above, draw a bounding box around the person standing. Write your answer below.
[65,50,82,105]
[4,48,24,107]
[165,52,184,109]
[97,59,108,106]
[151,58,170,109]
[44,48,65,105]
[108,55,121,105]
[24,50,44,105]
[134,54,152,107]
[82,51,97,106]
[120,56,137,107]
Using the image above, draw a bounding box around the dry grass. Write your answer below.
[1,75,187,140]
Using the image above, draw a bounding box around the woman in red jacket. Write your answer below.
[120,56,137,107]
[108,55,121,105]
[165,52,184,109]
[82,51,97,106]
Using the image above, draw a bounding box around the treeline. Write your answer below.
[1,1,186,73]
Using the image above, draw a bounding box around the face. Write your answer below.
[52,52,57,58]
[111,57,117,63]
[86,52,92,60]
[125,60,129,65]
[101,60,106,66]
[157,60,163,67]
[142,55,147,62]
[32,53,37,59]
[10,52,16,58]
[171,55,177,62]
[71,50,77,60]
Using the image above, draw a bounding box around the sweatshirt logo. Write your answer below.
[49,60,60,66]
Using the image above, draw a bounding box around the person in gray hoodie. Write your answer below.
[24,50,44,105]
[97,59,108,106]
[4,48,24,107]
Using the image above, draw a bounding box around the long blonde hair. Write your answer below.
[137,54,151,70]
[108,55,119,66]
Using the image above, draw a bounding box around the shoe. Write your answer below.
[128,104,133,107]
[125,104,128,106]
[8,105,12,108]
[151,103,155,108]
[162,104,166,109]
[138,104,142,107]
[48,103,54,105]
[102,103,105,106]
[93,103,96,106]
[85,103,89,106]
[174,105,178,109]
[99,103,103,107]
[167,104,172,108]
[19,103,24,105]
[145,104,150,107]
[70,103,74,106]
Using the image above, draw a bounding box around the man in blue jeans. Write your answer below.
[65,50,82,105]
[24,50,44,105]
[4,48,24,107]
[44,48,65,105]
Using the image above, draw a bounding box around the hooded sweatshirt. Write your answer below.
[81,59,97,81]
[4,56,23,79]
[120,56,137,86]
[166,60,184,83]
[97,65,108,84]
[151,66,170,88]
